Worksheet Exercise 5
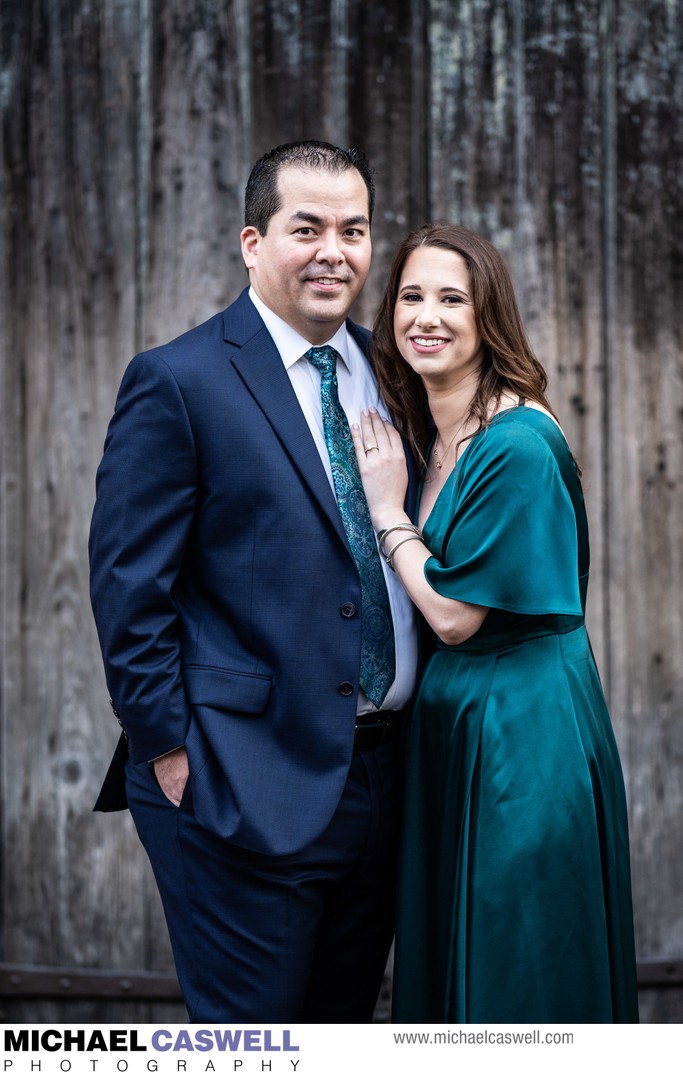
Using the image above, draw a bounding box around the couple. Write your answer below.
[89,140,639,1023]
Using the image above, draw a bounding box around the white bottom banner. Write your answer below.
[2,1023,680,1075]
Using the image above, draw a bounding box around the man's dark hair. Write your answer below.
[244,140,375,234]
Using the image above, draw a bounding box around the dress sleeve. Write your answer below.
[423,422,583,615]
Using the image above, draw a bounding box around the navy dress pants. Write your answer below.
[125,736,401,1022]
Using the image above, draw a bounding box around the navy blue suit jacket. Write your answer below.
[90,289,415,856]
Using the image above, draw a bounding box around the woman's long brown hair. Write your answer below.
[371,223,559,469]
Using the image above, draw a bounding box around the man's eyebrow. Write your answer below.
[288,211,370,228]
[342,214,370,227]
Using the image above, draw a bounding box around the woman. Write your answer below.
[351,224,639,1023]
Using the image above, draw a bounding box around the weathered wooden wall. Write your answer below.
[1,0,681,1022]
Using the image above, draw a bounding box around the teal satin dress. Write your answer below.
[392,406,639,1023]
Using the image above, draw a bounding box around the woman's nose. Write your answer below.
[416,303,440,326]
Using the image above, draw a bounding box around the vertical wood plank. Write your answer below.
[140,0,252,347]
[0,0,184,1021]
[606,0,683,1023]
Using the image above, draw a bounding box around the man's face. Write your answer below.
[241,165,372,344]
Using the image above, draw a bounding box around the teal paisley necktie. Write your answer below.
[306,345,396,708]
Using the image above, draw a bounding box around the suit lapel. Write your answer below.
[224,292,350,550]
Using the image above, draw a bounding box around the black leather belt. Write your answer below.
[353,710,404,753]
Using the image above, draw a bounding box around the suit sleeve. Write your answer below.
[89,352,198,763]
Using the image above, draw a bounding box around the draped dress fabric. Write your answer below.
[392,405,639,1024]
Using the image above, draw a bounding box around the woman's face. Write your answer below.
[392,245,483,390]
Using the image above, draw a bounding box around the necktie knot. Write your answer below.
[306,345,339,379]
[305,344,339,383]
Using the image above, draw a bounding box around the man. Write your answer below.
[89,140,419,1022]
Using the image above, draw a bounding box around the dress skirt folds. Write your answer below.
[392,406,639,1023]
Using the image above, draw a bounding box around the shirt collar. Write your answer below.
[249,287,351,372]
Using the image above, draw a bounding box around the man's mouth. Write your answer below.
[307,276,347,285]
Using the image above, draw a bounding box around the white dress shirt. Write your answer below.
[249,287,419,714]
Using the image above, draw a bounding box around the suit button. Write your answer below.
[340,603,356,618]
[338,682,354,696]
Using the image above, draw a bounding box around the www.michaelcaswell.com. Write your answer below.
[393,1029,574,1046]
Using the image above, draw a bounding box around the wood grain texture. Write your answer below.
[1,0,681,1022]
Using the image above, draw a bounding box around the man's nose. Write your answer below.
[315,230,345,264]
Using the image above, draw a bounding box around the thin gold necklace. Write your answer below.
[433,415,470,469]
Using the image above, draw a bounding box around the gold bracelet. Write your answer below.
[384,533,424,570]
